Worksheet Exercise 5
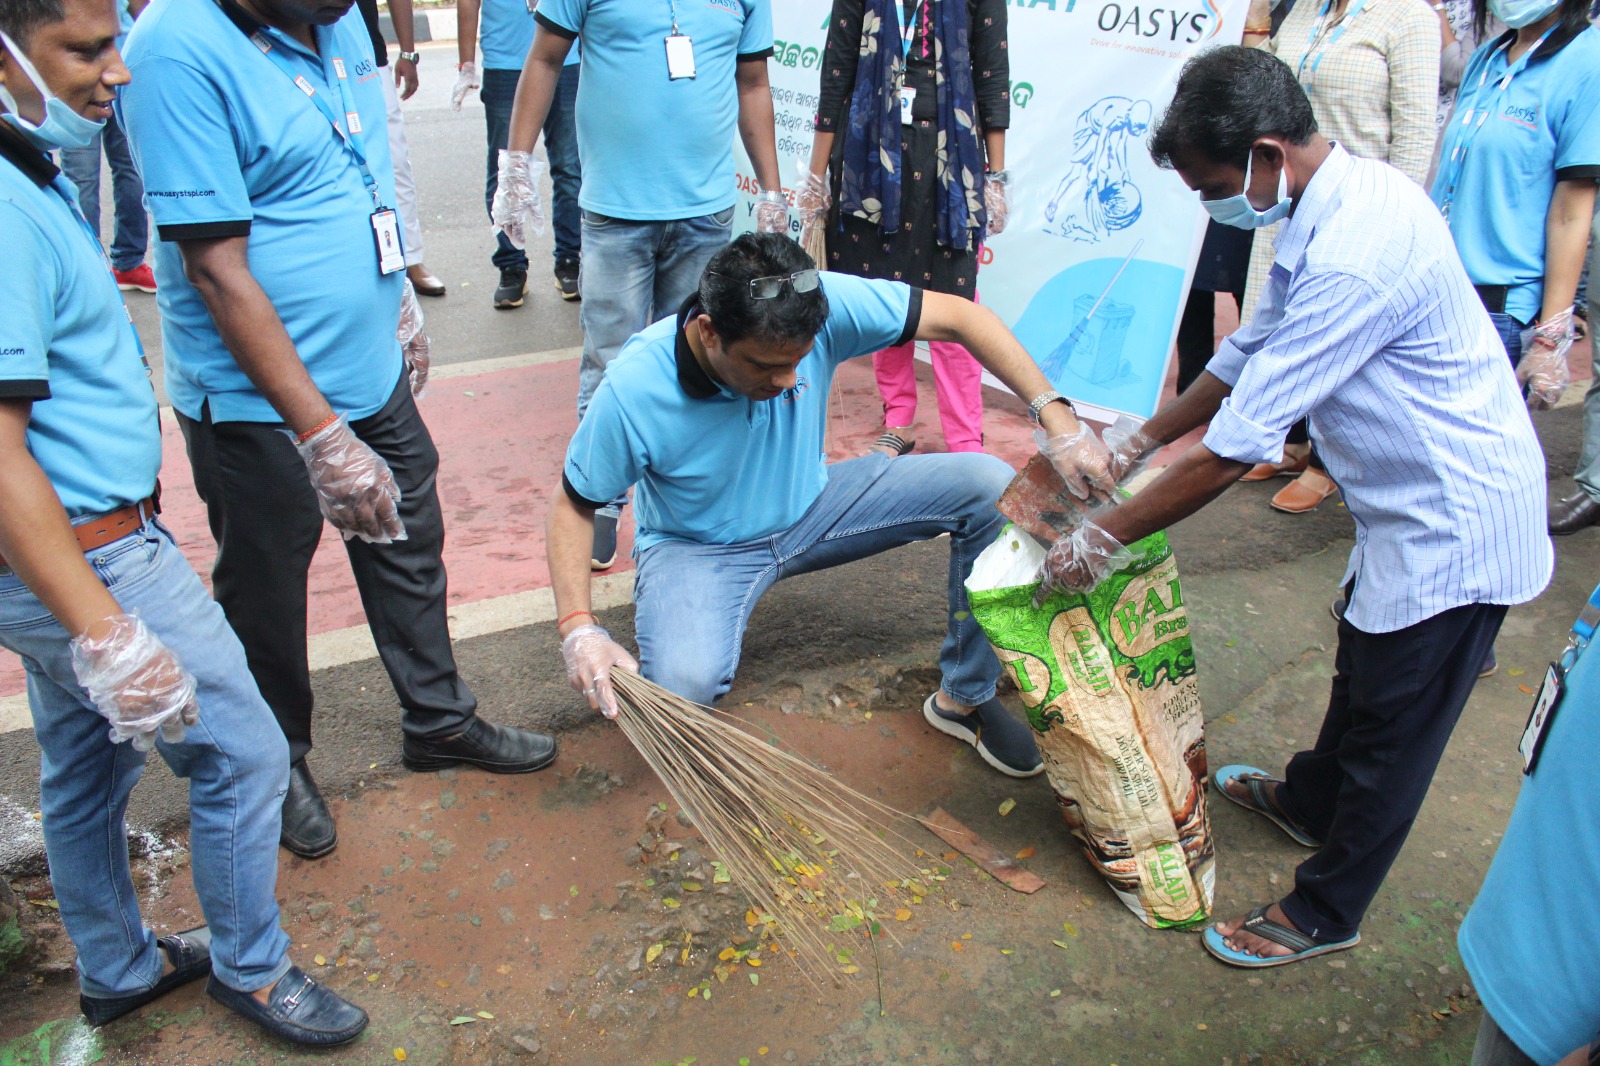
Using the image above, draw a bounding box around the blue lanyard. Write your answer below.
[249,27,384,209]
[47,174,153,374]
[1297,0,1369,79]
[1557,581,1600,673]
[894,0,926,62]
[1436,28,1553,221]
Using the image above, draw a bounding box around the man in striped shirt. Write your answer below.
[1038,46,1552,969]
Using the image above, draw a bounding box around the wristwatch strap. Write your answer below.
[1028,390,1074,421]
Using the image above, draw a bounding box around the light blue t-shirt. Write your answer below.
[563,273,918,552]
[117,0,404,424]
[534,0,773,219]
[1458,586,1600,1065]
[0,137,161,518]
[483,0,579,69]
[1431,25,1600,323]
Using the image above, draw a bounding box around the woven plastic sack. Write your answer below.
[966,523,1214,929]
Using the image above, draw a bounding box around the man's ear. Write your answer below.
[694,313,721,352]
[1250,137,1287,172]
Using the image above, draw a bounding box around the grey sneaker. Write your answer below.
[922,694,1043,778]
[493,268,527,309]
[591,513,618,570]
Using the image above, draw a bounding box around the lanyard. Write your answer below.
[1297,0,1370,79]
[1559,581,1600,673]
[667,0,681,34]
[248,28,384,209]
[47,174,152,373]
[1435,27,1553,220]
[893,0,927,62]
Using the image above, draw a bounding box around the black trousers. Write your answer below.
[177,370,477,764]
[1174,286,1243,395]
[1277,596,1506,942]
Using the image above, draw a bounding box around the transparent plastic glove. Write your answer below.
[397,279,430,398]
[1103,415,1162,484]
[984,172,1011,237]
[1034,424,1116,502]
[449,61,480,112]
[796,167,830,264]
[1518,309,1574,411]
[561,623,638,719]
[754,189,789,234]
[70,613,200,752]
[491,148,548,250]
[293,415,406,544]
[1034,519,1135,605]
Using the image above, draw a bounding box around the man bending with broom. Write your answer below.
[547,232,1116,778]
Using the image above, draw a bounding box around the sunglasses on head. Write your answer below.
[709,269,821,300]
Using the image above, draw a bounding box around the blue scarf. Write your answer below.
[837,0,988,252]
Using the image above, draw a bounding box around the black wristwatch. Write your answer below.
[397,50,421,64]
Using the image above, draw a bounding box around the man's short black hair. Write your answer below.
[0,0,68,47]
[1148,46,1319,171]
[698,232,830,347]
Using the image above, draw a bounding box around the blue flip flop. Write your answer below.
[1203,905,1360,968]
[1213,764,1322,848]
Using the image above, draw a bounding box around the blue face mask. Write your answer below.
[0,29,106,151]
[1488,0,1560,27]
[1201,150,1292,230]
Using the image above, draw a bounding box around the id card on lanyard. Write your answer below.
[1519,581,1600,774]
[250,30,405,275]
[664,0,695,79]
[1435,27,1554,222]
[895,0,925,125]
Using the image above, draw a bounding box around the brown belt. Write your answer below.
[0,492,160,569]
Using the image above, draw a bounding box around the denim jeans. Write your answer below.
[1576,209,1600,504]
[483,65,582,271]
[57,112,148,273]
[1489,311,1527,367]
[631,451,1012,707]
[0,518,292,996]
[481,67,529,273]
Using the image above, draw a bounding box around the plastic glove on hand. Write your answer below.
[449,61,481,112]
[561,623,638,719]
[984,172,1011,237]
[754,189,789,234]
[1518,310,1574,411]
[70,613,200,751]
[1034,519,1135,605]
[294,415,406,544]
[490,149,548,250]
[794,169,829,225]
[397,279,430,398]
[1035,424,1116,502]
[1103,414,1161,485]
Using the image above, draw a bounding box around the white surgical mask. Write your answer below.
[1487,0,1560,28]
[0,28,106,151]
[1201,150,1293,230]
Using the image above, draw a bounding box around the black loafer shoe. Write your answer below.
[1549,490,1600,536]
[208,966,368,1046]
[280,760,337,859]
[401,716,558,774]
[81,926,213,1026]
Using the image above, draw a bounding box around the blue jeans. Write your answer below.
[631,451,1012,707]
[1577,210,1600,504]
[1489,311,1528,367]
[57,112,148,273]
[482,65,581,271]
[0,519,292,996]
[577,206,734,513]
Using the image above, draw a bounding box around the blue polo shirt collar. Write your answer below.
[1274,142,1351,274]
[673,294,723,400]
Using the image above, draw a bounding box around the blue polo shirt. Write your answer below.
[117,0,404,424]
[534,0,773,220]
[0,126,160,518]
[563,273,920,552]
[483,0,579,69]
[1431,24,1600,323]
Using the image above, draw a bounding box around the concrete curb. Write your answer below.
[379,7,459,43]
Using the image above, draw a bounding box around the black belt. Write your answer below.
[1474,284,1509,316]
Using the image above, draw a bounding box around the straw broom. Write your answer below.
[609,669,933,987]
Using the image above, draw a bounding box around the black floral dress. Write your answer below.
[815,0,1010,300]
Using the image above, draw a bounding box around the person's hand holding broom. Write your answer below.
[561,623,638,719]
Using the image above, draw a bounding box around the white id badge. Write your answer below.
[665,33,696,80]
[899,86,917,126]
[371,209,405,275]
[1518,662,1564,774]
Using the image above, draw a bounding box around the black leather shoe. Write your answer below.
[280,760,337,859]
[401,716,558,774]
[1549,490,1600,535]
[207,966,368,1046]
[80,926,213,1026]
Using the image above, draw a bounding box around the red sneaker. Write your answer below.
[113,264,157,293]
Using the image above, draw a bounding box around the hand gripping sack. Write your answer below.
[966,523,1214,929]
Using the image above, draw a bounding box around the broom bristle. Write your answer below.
[609,670,931,984]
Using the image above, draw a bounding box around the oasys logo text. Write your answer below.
[1094,0,1222,44]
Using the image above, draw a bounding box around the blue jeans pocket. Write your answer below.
[89,527,163,590]
[709,207,734,228]
[581,209,615,228]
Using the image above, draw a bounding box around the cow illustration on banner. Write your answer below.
[735,0,1248,422]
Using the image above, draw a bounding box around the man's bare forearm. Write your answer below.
[548,489,598,639]
[736,62,782,193]
[179,237,333,435]
[456,0,479,67]
[1095,443,1247,546]
[1140,370,1232,444]
[507,30,572,152]
[390,0,415,52]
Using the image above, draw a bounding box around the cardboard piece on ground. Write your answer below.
[923,808,1046,894]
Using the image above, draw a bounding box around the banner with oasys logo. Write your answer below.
[735,0,1247,421]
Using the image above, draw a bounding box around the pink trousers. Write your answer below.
[872,340,986,452]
